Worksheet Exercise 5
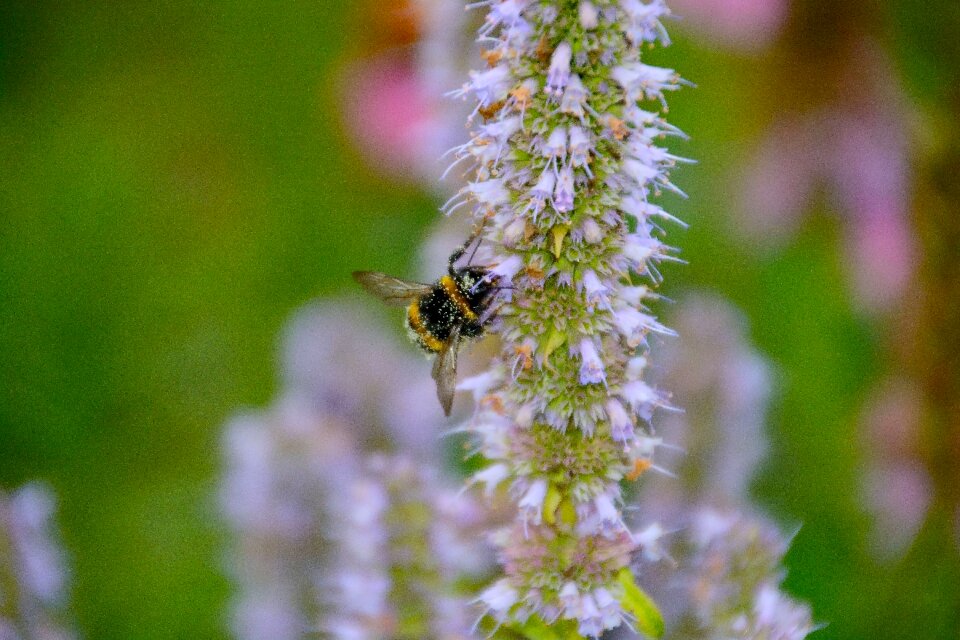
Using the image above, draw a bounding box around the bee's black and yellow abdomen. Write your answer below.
[406,269,494,353]
[440,275,478,321]
[407,301,445,353]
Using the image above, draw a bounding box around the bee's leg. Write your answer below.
[472,284,514,298]
[477,288,508,324]
[478,302,502,325]
[447,241,469,273]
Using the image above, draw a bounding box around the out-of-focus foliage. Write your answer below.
[0,3,436,638]
[1,1,958,639]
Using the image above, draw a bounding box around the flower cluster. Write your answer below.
[623,295,814,638]
[323,454,491,639]
[225,4,817,638]
[446,1,690,635]
[662,508,815,640]
[0,483,76,640]
[221,302,494,640]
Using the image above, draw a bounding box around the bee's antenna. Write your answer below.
[449,218,489,272]
[466,237,482,266]
[466,218,488,265]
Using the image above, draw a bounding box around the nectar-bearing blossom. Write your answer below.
[448,1,688,636]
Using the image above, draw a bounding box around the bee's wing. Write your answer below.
[352,271,433,306]
[431,324,460,416]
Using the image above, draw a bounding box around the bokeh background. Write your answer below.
[2,1,959,638]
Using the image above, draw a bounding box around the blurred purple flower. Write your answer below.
[642,294,772,515]
[222,301,495,639]
[322,454,491,639]
[624,294,815,638]
[0,483,76,640]
[281,301,446,456]
[221,398,355,640]
[670,508,813,640]
[740,39,915,313]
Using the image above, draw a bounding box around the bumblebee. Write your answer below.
[352,232,499,415]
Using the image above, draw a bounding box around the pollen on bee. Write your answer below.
[626,458,652,481]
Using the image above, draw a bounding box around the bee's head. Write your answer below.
[456,266,498,301]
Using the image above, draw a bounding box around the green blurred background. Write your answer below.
[1,1,958,638]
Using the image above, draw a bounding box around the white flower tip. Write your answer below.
[579,2,599,29]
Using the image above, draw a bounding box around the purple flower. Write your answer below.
[553,165,575,213]
[545,42,573,96]
[0,483,76,640]
[560,74,589,120]
[576,337,607,386]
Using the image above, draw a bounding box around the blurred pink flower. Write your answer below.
[740,39,915,313]
[341,55,445,181]
[669,0,790,51]
[860,377,930,559]
[340,0,468,184]
[847,212,914,312]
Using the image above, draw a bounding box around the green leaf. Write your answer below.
[557,498,578,526]
[617,568,665,638]
[543,483,563,525]
[540,328,567,363]
[551,224,570,259]
[504,616,587,640]
[509,617,561,640]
